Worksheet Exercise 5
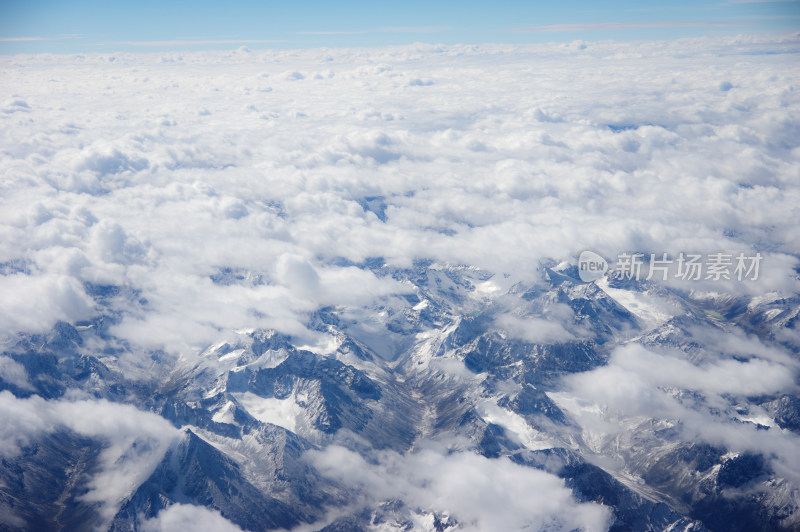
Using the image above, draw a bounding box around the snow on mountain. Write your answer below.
[1,35,799,531]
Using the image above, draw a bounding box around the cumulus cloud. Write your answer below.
[0,36,798,360]
[141,503,245,532]
[0,356,33,390]
[556,339,800,481]
[494,314,575,344]
[307,445,611,531]
[0,273,94,338]
[493,301,584,344]
[90,220,147,265]
[274,253,320,300]
[576,343,796,400]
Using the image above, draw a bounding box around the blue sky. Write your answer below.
[1,0,799,53]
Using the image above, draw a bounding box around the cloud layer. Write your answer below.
[308,445,611,531]
[2,35,798,356]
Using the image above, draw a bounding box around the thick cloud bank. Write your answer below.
[2,35,798,354]
[308,445,611,531]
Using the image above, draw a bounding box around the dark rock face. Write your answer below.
[110,430,304,532]
[717,453,767,489]
[0,430,103,532]
[498,383,567,424]
[773,394,800,432]
[478,423,521,458]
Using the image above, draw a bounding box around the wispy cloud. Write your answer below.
[295,30,370,36]
[512,20,749,33]
[378,26,452,33]
[0,37,44,42]
[100,39,286,47]
[296,26,451,36]
[0,34,81,42]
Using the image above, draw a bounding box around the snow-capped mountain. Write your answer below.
[2,260,798,531]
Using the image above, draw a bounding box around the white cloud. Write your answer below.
[90,219,148,265]
[0,37,45,42]
[0,391,51,457]
[274,253,320,300]
[103,40,285,47]
[0,35,82,43]
[598,343,795,397]
[141,503,245,532]
[0,273,94,337]
[556,339,800,481]
[295,26,451,36]
[0,391,180,526]
[0,356,33,390]
[494,313,576,344]
[0,36,797,364]
[308,445,611,531]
